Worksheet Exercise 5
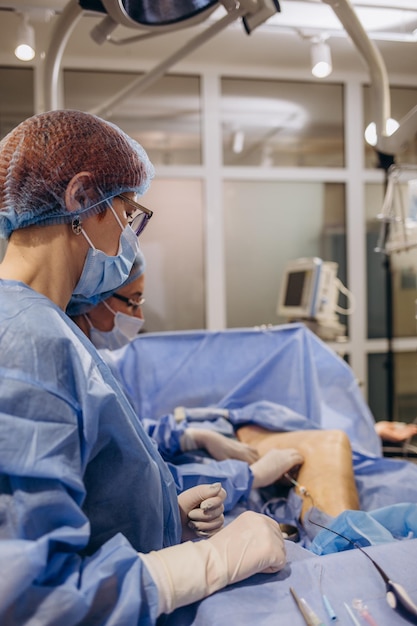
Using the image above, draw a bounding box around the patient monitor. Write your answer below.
[277,257,354,341]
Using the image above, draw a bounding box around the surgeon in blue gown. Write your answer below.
[0,110,286,625]
[68,252,304,514]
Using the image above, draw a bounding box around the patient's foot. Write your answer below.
[250,448,304,489]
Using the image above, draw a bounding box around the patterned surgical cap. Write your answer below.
[0,109,154,238]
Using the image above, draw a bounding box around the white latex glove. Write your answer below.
[178,483,227,540]
[181,428,260,464]
[139,510,286,617]
[251,448,304,489]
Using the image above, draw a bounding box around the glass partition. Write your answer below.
[0,67,34,139]
[221,78,345,167]
[368,352,417,422]
[0,67,34,261]
[366,182,417,338]
[223,180,347,329]
[64,70,202,166]
[138,178,205,332]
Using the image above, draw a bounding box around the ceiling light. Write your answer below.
[232,129,245,154]
[364,118,400,146]
[310,38,332,78]
[15,14,35,62]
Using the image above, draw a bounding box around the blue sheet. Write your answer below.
[104,323,382,456]
[165,537,417,625]
[103,323,417,625]
[103,324,417,521]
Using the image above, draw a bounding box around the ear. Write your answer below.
[65,171,96,213]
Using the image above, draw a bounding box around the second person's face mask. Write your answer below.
[90,309,144,350]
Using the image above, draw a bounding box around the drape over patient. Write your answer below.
[103,324,417,524]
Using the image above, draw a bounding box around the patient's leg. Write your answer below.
[237,426,360,520]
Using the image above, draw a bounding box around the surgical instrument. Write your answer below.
[290,587,325,626]
[322,594,337,621]
[285,473,417,625]
[352,599,379,626]
[344,602,361,626]
[300,598,326,626]
[315,562,337,621]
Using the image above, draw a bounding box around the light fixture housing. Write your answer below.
[310,38,332,78]
[364,118,400,147]
[15,14,35,62]
[232,129,245,154]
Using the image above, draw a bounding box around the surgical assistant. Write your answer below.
[0,109,286,625]
[68,246,148,351]
[68,257,304,514]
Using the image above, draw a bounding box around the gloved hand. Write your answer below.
[181,428,259,464]
[139,510,286,616]
[178,483,227,540]
[250,448,304,489]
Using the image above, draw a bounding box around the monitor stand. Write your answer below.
[290,317,347,342]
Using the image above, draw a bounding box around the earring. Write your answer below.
[72,216,82,235]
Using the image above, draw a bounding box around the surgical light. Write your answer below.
[14,14,35,62]
[310,38,332,78]
[364,118,400,147]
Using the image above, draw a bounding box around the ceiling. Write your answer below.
[0,0,416,79]
[0,0,415,161]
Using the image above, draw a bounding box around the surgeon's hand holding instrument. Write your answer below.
[139,510,286,617]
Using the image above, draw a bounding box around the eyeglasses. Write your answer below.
[112,292,145,312]
[117,194,153,237]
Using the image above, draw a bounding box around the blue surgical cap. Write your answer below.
[66,247,146,317]
[0,109,155,239]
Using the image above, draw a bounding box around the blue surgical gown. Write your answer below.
[0,280,181,625]
[138,412,253,512]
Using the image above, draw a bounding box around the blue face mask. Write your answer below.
[73,206,140,299]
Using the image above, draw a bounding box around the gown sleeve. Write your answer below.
[143,412,186,459]
[0,371,161,625]
[0,286,183,625]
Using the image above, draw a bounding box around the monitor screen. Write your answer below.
[277,257,322,320]
[283,271,308,307]
[277,257,340,323]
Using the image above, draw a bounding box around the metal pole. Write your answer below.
[43,0,83,111]
[89,5,245,118]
